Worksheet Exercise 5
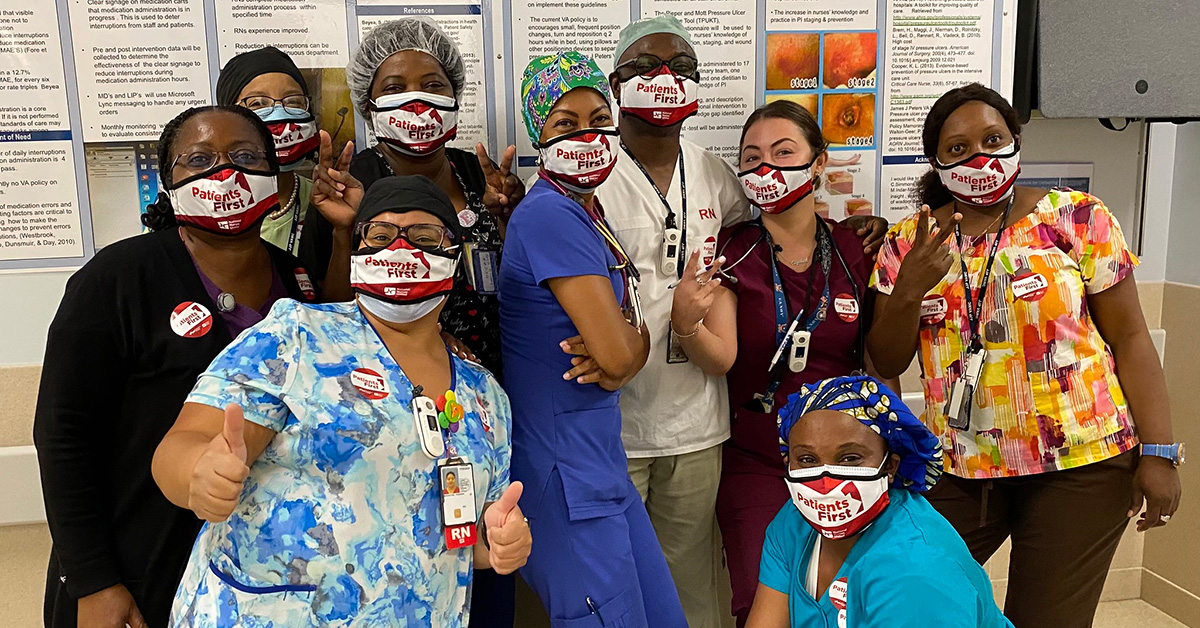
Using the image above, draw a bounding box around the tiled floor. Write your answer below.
[1095,600,1188,628]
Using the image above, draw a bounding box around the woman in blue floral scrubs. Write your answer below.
[153,176,530,627]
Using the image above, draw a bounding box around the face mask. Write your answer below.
[351,235,458,321]
[619,67,699,127]
[370,91,459,156]
[538,127,619,194]
[738,161,816,215]
[255,105,319,171]
[785,460,890,540]
[168,165,279,235]
[934,142,1021,206]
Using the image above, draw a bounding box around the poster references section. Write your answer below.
[214,0,349,68]
[511,0,630,168]
[881,0,994,221]
[641,0,756,162]
[762,2,878,220]
[358,6,490,152]
[68,0,210,142]
[0,5,84,261]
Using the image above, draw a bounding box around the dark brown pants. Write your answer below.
[925,449,1137,628]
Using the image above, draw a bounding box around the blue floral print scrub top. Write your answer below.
[168,300,511,628]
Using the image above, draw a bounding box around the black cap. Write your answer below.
[216,46,309,107]
[356,175,462,241]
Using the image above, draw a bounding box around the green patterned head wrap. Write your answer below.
[520,50,611,145]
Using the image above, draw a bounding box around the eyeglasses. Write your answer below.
[171,149,270,171]
[616,54,700,80]
[356,221,457,251]
[239,95,311,115]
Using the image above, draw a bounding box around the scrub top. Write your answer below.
[759,489,1013,628]
[499,179,633,520]
[169,300,511,628]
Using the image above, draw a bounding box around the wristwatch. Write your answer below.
[1141,443,1186,467]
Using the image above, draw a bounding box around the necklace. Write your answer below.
[268,173,300,220]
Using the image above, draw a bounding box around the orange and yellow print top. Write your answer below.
[871,189,1139,478]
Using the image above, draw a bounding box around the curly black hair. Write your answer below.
[916,83,1022,209]
[141,105,280,231]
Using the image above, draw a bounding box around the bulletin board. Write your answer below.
[0,0,1015,271]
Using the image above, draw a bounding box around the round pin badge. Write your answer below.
[170,301,213,338]
[458,209,478,228]
[833,293,859,323]
[919,295,948,326]
[350,368,390,400]
[295,268,317,301]
[701,236,718,266]
[829,577,849,611]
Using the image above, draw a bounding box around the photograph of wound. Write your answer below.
[765,33,819,91]
[822,32,878,89]
[821,93,875,146]
[765,93,819,117]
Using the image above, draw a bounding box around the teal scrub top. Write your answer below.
[759,489,1014,628]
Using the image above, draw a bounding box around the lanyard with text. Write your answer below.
[746,220,832,414]
[284,195,304,255]
[620,142,687,278]
[945,196,1013,430]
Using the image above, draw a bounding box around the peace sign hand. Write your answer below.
[476,143,523,222]
[894,205,962,299]
[311,130,362,231]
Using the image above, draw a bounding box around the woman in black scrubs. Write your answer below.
[33,105,319,628]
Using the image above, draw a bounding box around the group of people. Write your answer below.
[32,11,1182,628]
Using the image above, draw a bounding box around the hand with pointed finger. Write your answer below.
[476,143,522,221]
[483,482,531,575]
[893,205,962,300]
[77,584,148,628]
[188,405,250,523]
[670,250,724,338]
[311,130,362,230]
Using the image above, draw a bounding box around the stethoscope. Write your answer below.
[717,217,866,366]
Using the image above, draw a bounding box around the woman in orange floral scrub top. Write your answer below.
[867,83,1181,628]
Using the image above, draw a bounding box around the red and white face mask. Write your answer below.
[351,237,458,322]
[370,91,459,156]
[538,127,619,193]
[619,67,699,127]
[785,461,890,540]
[738,161,815,215]
[255,105,319,171]
[934,142,1021,206]
[168,165,279,235]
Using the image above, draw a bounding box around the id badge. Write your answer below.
[439,459,478,548]
[666,329,690,364]
[945,348,985,431]
[464,243,499,295]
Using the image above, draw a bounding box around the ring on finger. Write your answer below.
[1162,514,1172,522]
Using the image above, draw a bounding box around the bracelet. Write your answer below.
[671,321,702,338]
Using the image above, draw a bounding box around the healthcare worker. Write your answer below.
[500,50,685,628]
[153,175,530,627]
[598,17,889,627]
[869,83,1182,627]
[216,46,352,298]
[747,376,1012,628]
[347,17,525,377]
[669,99,887,627]
[34,105,319,628]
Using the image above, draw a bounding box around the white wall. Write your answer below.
[0,271,70,366]
[1167,123,1200,287]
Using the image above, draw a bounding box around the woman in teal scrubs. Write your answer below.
[747,376,1013,628]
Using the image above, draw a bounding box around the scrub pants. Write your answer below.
[520,469,688,628]
[716,467,789,628]
[925,449,1137,628]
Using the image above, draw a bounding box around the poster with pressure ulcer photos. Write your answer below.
[0,0,1013,270]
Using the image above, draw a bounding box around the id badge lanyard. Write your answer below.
[947,197,1013,429]
[621,142,686,279]
[748,221,832,414]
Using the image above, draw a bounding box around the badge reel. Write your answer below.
[946,347,985,431]
[660,227,682,276]
[412,395,445,459]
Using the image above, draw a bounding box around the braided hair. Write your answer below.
[141,105,280,231]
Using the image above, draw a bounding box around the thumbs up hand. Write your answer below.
[188,405,251,522]
[482,482,531,575]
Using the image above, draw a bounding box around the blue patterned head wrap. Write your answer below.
[777,375,943,492]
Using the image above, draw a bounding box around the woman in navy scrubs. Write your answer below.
[499,50,686,627]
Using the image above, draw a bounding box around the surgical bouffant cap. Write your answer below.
[347,17,466,131]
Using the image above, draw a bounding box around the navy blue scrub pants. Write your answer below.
[519,469,687,628]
